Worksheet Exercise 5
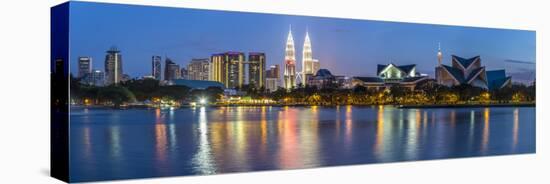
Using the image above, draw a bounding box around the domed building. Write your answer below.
[306,69,351,89]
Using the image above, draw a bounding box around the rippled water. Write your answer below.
[69,106,535,182]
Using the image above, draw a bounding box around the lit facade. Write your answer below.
[283,26,296,89]
[78,56,92,78]
[210,52,245,88]
[152,56,162,80]
[164,57,180,82]
[266,65,280,92]
[435,55,511,90]
[306,69,349,89]
[353,63,428,90]
[302,31,314,84]
[248,52,266,88]
[104,47,123,85]
[81,69,104,86]
[187,58,209,81]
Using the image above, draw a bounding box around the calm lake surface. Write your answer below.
[69,106,535,182]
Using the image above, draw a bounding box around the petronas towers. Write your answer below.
[283,26,320,89]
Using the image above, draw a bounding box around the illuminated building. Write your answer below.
[81,69,104,86]
[353,63,428,90]
[283,26,296,89]
[307,69,349,89]
[210,52,245,88]
[435,53,511,90]
[180,67,188,80]
[104,47,123,85]
[248,52,266,88]
[77,56,92,78]
[266,65,280,92]
[164,57,180,82]
[301,30,314,84]
[152,56,162,80]
[187,58,209,81]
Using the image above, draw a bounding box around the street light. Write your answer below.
[199,98,207,105]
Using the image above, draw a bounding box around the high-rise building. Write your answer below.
[283,26,296,89]
[210,52,245,88]
[152,56,162,80]
[248,52,266,88]
[81,69,105,86]
[104,47,123,85]
[312,59,320,75]
[78,56,92,78]
[180,67,188,80]
[266,65,280,79]
[187,58,210,81]
[302,31,314,84]
[265,65,280,92]
[164,57,180,81]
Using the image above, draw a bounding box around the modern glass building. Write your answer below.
[104,47,122,85]
[77,56,92,78]
[210,52,245,88]
[151,55,162,80]
[164,57,180,82]
[187,58,210,81]
[248,52,266,88]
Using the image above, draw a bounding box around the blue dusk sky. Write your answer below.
[68,1,536,83]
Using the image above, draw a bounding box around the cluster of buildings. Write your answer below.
[352,44,512,91]
[78,47,128,86]
[77,31,513,94]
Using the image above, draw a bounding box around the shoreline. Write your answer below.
[398,103,535,109]
[71,102,536,109]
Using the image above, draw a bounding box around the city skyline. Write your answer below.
[69,2,536,83]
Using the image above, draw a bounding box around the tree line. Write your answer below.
[70,75,223,108]
[70,75,535,107]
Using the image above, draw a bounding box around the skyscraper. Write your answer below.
[302,30,314,84]
[187,58,210,81]
[180,67,188,80]
[88,69,105,86]
[266,65,280,92]
[312,59,320,75]
[152,56,162,80]
[267,64,280,79]
[248,52,266,88]
[104,47,123,85]
[78,56,92,78]
[164,57,180,81]
[283,26,296,89]
[210,52,245,88]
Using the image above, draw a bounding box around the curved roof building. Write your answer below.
[436,55,511,90]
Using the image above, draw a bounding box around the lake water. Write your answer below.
[69,106,535,182]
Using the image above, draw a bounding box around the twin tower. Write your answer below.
[283,26,320,89]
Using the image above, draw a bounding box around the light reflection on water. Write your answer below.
[69,106,535,182]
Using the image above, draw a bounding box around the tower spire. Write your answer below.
[302,27,313,84]
[284,24,296,89]
[437,42,443,66]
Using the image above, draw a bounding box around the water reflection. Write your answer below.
[69,106,536,182]
[192,107,216,174]
[482,108,490,154]
[513,108,519,151]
